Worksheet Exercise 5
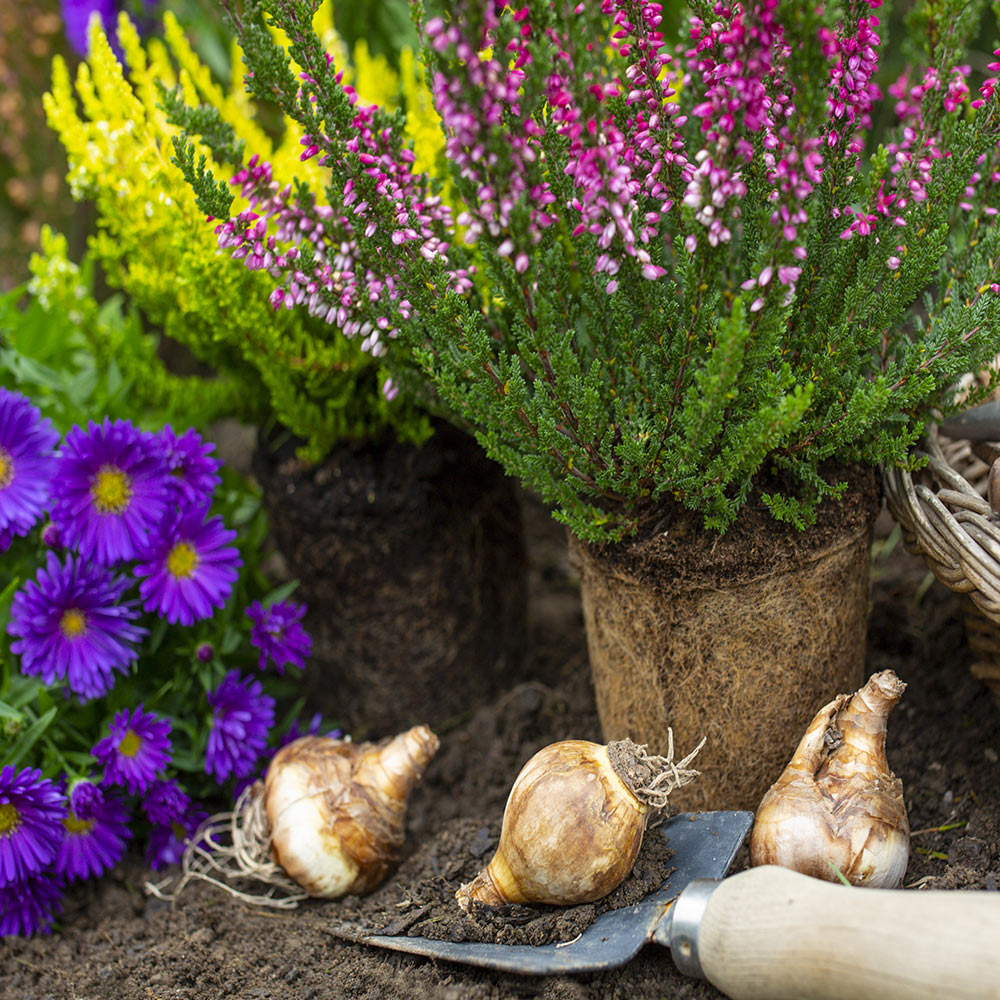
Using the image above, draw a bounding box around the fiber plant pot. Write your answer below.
[568,467,881,812]
[253,421,528,737]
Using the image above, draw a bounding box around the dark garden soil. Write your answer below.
[3,493,999,1000]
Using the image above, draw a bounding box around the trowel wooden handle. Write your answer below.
[692,865,1000,999]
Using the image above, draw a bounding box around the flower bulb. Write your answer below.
[749,670,909,888]
[265,725,440,897]
[457,732,703,910]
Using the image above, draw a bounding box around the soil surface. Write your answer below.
[2,494,999,1000]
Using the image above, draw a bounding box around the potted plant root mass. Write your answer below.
[252,420,527,736]
[178,0,1000,807]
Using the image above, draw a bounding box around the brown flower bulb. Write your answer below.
[750,670,909,888]
[265,725,440,898]
[457,733,703,911]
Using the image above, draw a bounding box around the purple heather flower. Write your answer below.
[54,790,131,882]
[92,705,172,795]
[142,778,190,827]
[247,600,312,673]
[68,779,103,821]
[145,803,210,871]
[0,870,64,937]
[0,387,60,542]
[134,506,241,625]
[158,425,222,510]
[50,417,171,566]
[0,766,67,885]
[7,551,148,701]
[205,671,275,783]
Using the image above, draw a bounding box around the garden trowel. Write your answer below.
[332,810,1000,999]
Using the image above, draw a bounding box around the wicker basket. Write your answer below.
[882,425,1000,706]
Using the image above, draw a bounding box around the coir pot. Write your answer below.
[568,467,881,812]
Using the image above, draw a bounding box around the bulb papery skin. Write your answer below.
[750,670,910,888]
[264,725,439,898]
[456,739,648,910]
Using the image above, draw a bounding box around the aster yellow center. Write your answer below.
[167,541,199,579]
[0,802,19,836]
[60,608,87,639]
[64,813,95,835]
[91,465,133,514]
[0,447,13,489]
[119,729,142,758]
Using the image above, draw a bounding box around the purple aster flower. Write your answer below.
[7,551,148,701]
[41,521,63,548]
[277,712,341,750]
[247,600,312,673]
[205,671,275,783]
[0,870,64,937]
[0,387,59,542]
[92,705,172,795]
[61,0,116,55]
[142,778,190,827]
[0,766,67,885]
[50,417,171,566]
[68,779,103,821]
[134,506,241,625]
[158,425,221,510]
[145,803,210,871]
[60,0,157,58]
[54,791,131,882]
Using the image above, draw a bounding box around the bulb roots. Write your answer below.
[607,729,705,811]
[145,783,310,909]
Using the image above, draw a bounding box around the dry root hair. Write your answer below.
[615,728,706,812]
[144,782,308,910]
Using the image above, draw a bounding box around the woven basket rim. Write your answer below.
[882,425,1000,622]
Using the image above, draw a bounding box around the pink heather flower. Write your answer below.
[972,50,1000,108]
[825,5,883,149]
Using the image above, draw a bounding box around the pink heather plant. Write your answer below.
[178,0,1000,540]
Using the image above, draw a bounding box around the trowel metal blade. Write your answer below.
[350,810,753,975]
